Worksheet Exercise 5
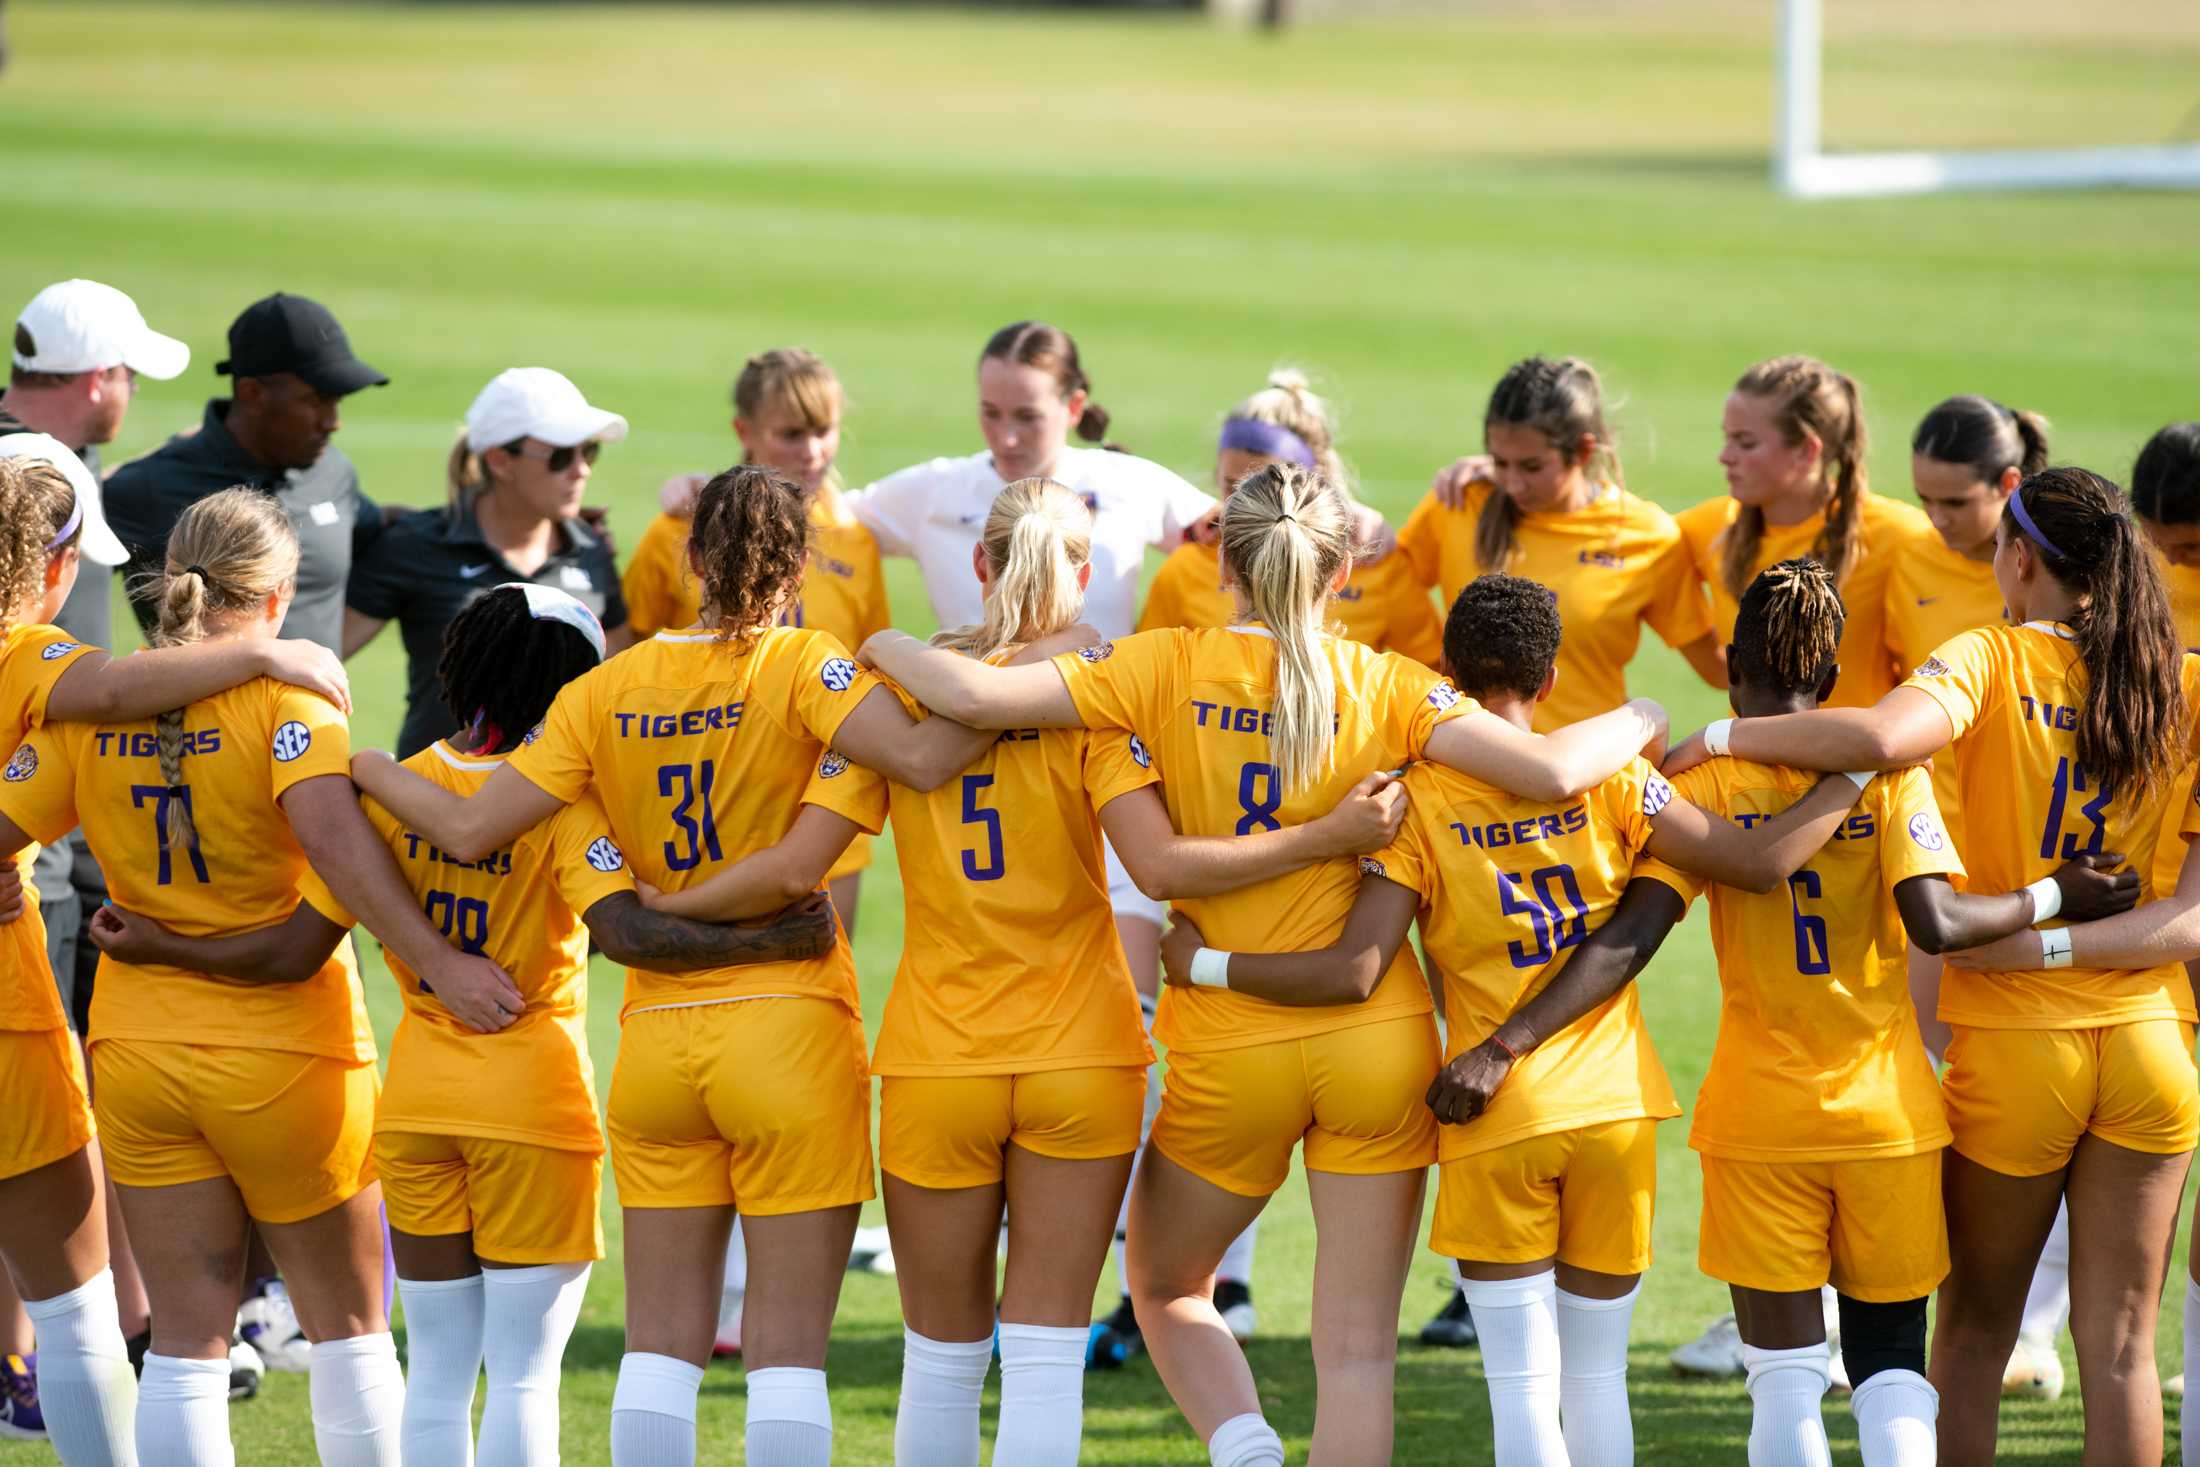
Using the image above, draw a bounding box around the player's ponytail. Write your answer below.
[1724,356,1868,598]
[934,478,1092,661]
[1912,396,2052,486]
[1223,369,1351,491]
[689,465,810,647]
[0,457,78,635]
[1478,356,1619,571]
[1730,558,1846,698]
[1222,463,1351,795]
[133,489,301,853]
[2006,468,2186,802]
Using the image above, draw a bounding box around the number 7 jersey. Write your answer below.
[1902,621,2200,1028]
[1050,624,1474,1054]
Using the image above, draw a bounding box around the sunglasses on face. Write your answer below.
[508,439,603,473]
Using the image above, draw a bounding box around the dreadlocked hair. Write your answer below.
[0,457,78,634]
[2008,467,2186,802]
[1444,574,1561,701]
[437,586,603,756]
[1220,462,1353,795]
[137,489,300,854]
[933,479,1091,661]
[1730,558,1845,699]
[1477,356,1619,571]
[688,464,810,645]
[1722,356,1868,599]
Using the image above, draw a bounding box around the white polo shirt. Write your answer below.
[844,446,1216,637]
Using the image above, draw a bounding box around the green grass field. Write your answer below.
[5,1,2200,1460]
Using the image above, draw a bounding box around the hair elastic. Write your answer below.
[1218,417,1318,470]
[2007,491,2067,561]
[44,497,83,552]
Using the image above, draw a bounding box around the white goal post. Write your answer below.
[1774,0,2200,198]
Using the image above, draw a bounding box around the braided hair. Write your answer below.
[437,586,604,755]
[1723,357,1868,598]
[1730,558,1845,699]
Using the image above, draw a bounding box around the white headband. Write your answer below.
[514,583,606,661]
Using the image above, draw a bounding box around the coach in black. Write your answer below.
[105,292,388,656]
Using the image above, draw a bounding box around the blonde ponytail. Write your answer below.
[933,478,1092,660]
[1220,463,1352,794]
[133,488,302,853]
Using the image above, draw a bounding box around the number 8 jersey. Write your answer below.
[1050,624,1475,1054]
[1904,620,2200,1028]
[0,677,374,1061]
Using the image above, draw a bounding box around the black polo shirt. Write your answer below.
[103,400,380,656]
[0,402,109,649]
[348,502,626,758]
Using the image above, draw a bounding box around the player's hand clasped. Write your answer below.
[1427,1039,1512,1125]
[1944,851,2142,970]
[423,950,526,1032]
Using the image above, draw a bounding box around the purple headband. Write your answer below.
[2008,490,2067,561]
[1219,417,1317,470]
[46,496,83,552]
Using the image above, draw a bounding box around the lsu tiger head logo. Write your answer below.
[1358,856,1386,878]
[1916,656,1951,679]
[819,751,850,779]
[3,746,36,783]
[1129,735,1151,769]
[1078,642,1115,663]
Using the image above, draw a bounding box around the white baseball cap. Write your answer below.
[13,280,190,381]
[464,368,628,452]
[0,433,130,567]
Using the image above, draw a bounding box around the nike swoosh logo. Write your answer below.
[459,564,493,579]
[1916,597,1938,606]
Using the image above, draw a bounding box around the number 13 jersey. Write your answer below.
[1902,621,2200,1029]
[1050,624,1474,1054]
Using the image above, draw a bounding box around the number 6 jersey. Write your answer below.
[1050,624,1474,1055]
[1903,621,2200,1030]
[0,676,374,1061]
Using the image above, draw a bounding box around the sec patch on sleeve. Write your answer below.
[40,641,82,661]
[820,657,859,692]
[1426,682,1462,711]
[585,836,625,873]
[1642,771,1675,817]
[271,721,313,763]
[1907,811,1948,852]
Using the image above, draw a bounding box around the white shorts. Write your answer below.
[1104,839,1165,927]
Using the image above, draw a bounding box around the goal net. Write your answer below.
[1775,0,2200,197]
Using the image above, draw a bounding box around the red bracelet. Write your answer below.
[1487,1032,1522,1062]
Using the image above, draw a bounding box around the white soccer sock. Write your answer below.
[2019,1201,2072,1348]
[1451,1257,1467,1293]
[2184,1279,2200,1467]
[1217,1217,1260,1288]
[1743,1342,1833,1467]
[1461,1273,1568,1467]
[996,1323,1086,1465]
[138,1353,232,1467]
[23,1268,138,1467]
[1557,1282,1638,1467]
[397,1275,484,1467]
[892,1330,990,1467]
[309,1332,404,1467]
[723,1217,748,1294]
[1849,1367,1937,1467]
[609,1352,701,1467]
[746,1365,832,1467]
[1207,1411,1285,1467]
[478,1263,590,1467]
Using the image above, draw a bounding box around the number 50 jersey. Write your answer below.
[0,677,374,1062]
[1367,756,1681,1164]
[1050,624,1474,1055]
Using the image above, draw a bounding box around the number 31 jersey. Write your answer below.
[1051,624,1474,1055]
[1903,622,2200,1030]
[0,677,373,1061]
[509,625,886,1021]
[1365,756,1681,1162]
[1637,760,1959,1162]
[298,742,632,1152]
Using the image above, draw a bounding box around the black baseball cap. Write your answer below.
[215,292,389,396]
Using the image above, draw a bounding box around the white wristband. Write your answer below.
[1703,718,1734,757]
[2039,927,2074,968]
[1840,769,1876,790]
[1189,947,1232,989]
[2024,876,2064,924]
